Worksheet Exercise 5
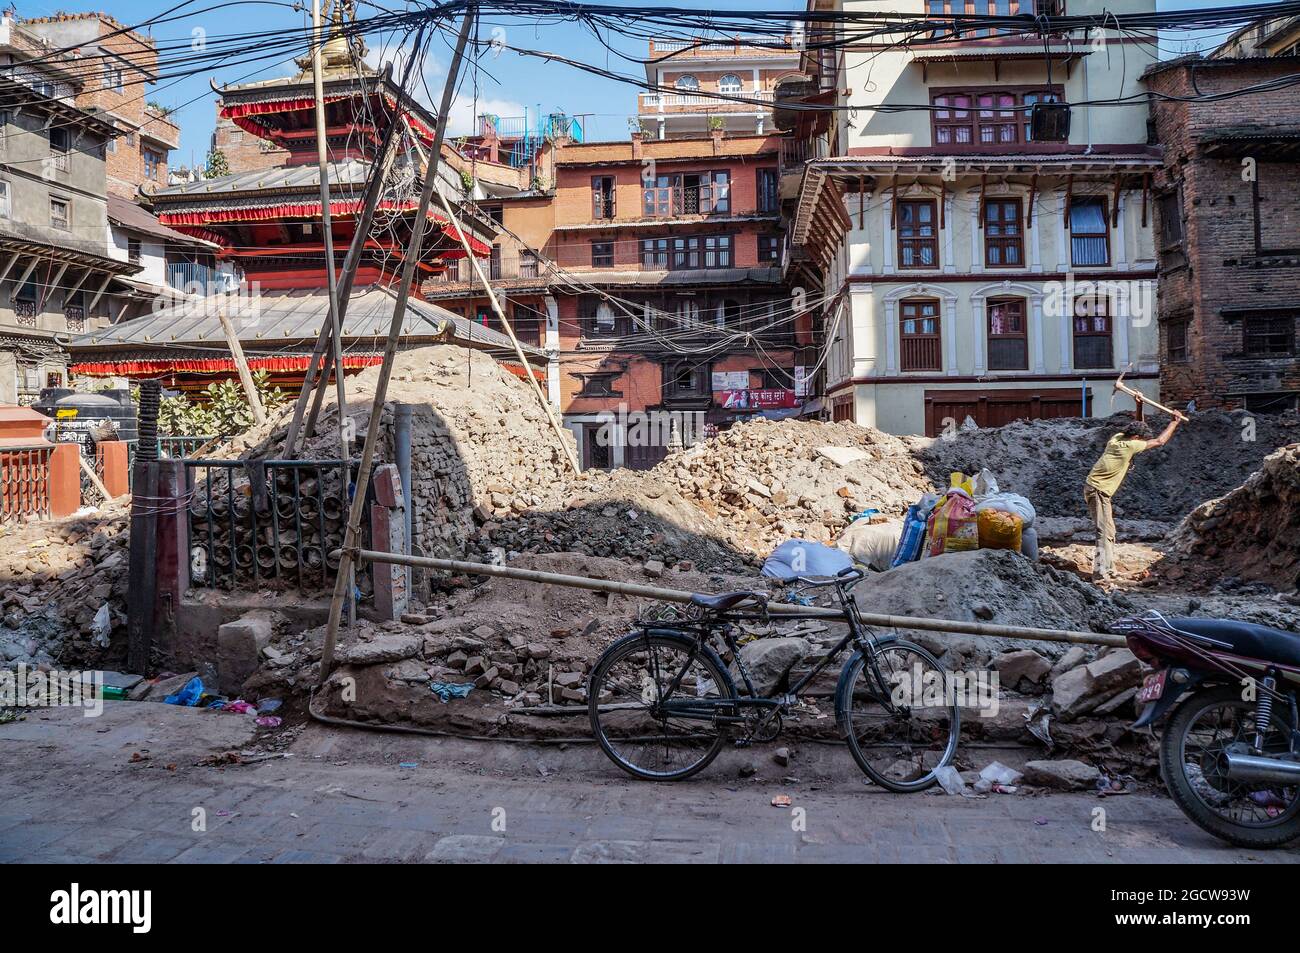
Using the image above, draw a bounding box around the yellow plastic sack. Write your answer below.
[977,509,1023,552]
[948,471,974,495]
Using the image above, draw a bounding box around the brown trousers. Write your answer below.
[1084,485,1115,579]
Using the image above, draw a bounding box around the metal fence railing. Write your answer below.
[0,445,54,522]
[183,458,373,599]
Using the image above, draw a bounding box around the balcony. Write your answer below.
[428,251,550,288]
[638,89,774,113]
[141,105,181,150]
[649,38,794,57]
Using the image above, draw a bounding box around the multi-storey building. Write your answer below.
[785,0,1162,435]
[0,14,137,402]
[636,37,802,139]
[1143,25,1300,413]
[427,129,811,470]
[23,12,181,198]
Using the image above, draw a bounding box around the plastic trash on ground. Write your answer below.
[164,676,204,707]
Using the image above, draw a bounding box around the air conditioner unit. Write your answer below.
[1031,102,1071,142]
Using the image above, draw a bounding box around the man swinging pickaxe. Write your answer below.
[1084,368,1189,584]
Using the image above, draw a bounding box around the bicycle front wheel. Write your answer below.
[837,640,961,792]
[588,631,736,782]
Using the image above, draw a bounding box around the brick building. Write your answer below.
[23,12,181,198]
[1144,48,1300,413]
[427,130,811,470]
[211,107,289,175]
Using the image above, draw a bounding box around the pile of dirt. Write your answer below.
[854,548,1122,660]
[1162,443,1300,591]
[919,410,1300,521]
[0,501,130,668]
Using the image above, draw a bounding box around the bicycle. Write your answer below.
[587,567,961,789]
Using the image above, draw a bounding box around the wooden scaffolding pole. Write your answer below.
[318,9,475,683]
[354,550,1127,649]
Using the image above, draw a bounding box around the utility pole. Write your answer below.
[318,9,475,683]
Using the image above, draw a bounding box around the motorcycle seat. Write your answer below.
[690,591,767,613]
[1169,617,1300,669]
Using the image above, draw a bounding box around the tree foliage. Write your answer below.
[158,371,286,437]
[204,148,231,179]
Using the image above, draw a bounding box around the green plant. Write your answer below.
[707,115,725,132]
[459,168,474,192]
[204,148,231,179]
[157,371,286,437]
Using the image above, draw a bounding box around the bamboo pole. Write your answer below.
[310,0,354,623]
[281,47,408,459]
[354,549,1128,648]
[317,10,475,683]
[432,184,580,473]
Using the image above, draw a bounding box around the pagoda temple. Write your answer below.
[67,6,541,394]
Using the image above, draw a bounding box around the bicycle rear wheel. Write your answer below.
[837,640,961,792]
[588,631,736,782]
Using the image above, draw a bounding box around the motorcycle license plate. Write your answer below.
[1138,670,1167,703]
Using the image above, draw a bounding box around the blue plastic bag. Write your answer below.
[890,495,938,568]
[761,539,854,581]
[164,676,204,707]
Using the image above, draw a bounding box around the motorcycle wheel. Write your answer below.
[1161,685,1300,849]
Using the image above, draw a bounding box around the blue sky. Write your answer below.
[23,0,1272,168]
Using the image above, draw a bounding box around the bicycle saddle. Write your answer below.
[690,590,768,612]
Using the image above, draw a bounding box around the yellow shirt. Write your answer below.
[1086,435,1148,497]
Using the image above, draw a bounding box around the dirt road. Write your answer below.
[0,703,1294,863]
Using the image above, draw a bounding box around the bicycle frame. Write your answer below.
[637,581,900,723]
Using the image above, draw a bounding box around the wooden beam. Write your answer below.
[978,172,987,228]
[41,262,69,311]
[63,267,92,301]
[1065,173,1074,223]
[12,256,39,296]
[1026,173,1038,228]
[0,252,20,287]
[858,176,865,229]
[1141,172,1150,228]
[891,179,898,230]
[1111,173,1122,227]
[217,302,267,426]
[86,273,113,312]
[939,180,946,229]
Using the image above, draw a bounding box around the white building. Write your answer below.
[787,0,1162,435]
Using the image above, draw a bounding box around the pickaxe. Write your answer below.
[1114,368,1189,423]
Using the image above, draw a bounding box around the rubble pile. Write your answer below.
[228,346,577,564]
[920,410,1300,521]
[597,418,929,551]
[1163,443,1300,591]
[0,501,130,667]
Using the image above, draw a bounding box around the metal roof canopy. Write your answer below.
[67,285,546,363]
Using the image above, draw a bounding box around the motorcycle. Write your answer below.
[1111,611,1300,848]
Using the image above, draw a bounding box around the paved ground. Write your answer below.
[1,702,1297,863]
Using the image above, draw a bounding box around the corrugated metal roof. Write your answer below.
[152,159,372,198]
[67,285,543,358]
[107,195,218,247]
